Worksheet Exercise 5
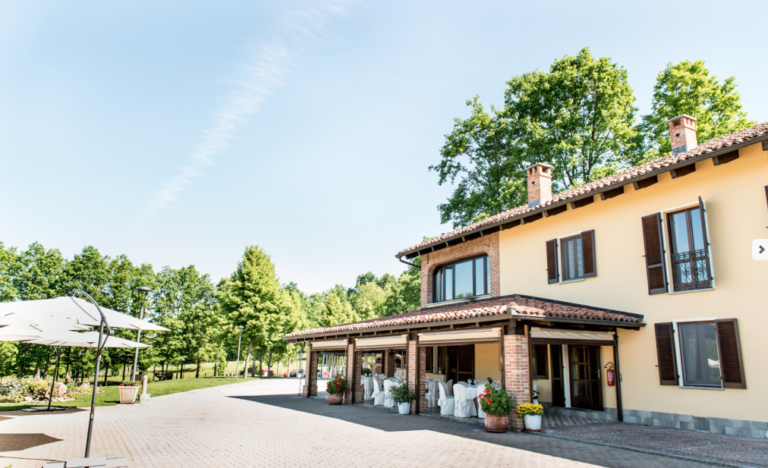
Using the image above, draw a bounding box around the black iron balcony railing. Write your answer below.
[671,249,712,291]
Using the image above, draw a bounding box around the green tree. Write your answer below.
[431,96,527,228]
[318,289,358,327]
[505,47,638,192]
[0,342,18,378]
[383,259,421,316]
[62,245,110,304]
[217,246,287,378]
[13,242,66,300]
[638,60,755,159]
[0,242,20,301]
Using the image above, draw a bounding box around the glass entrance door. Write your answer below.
[568,345,603,410]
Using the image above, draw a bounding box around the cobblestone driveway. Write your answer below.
[0,379,727,468]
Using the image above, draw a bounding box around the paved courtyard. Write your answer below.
[0,379,760,468]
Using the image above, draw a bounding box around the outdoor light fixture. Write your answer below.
[130,286,151,381]
[235,326,244,381]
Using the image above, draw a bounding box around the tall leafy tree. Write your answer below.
[13,242,66,300]
[0,242,20,301]
[505,47,638,192]
[431,96,527,228]
[318,289,358,327]
[638,60,755,159]
[217,246,286,377]
[62,245,110,304]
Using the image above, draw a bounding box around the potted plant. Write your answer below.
[478,384,514,433]
[390,382,417,415]
[326,375,348,405]
[517,403,544,431]
[118,381,140,404]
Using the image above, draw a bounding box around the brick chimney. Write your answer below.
[526,163,553,207]
[667,115,698,155]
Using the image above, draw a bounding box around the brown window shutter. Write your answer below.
[581,230,596,277]
[546,239,558,284]
[654,322,678,385]
[641,214,668,294]
[698,196,713,281]
[715,319,746,389]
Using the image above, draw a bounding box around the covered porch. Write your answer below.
[286,294,643,431]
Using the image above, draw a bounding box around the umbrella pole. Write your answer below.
[85,321,105,458]
[47,346,61,411]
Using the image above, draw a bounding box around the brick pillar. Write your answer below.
[418,347,427,413]
[303,346,318,397]
[407,338,420,414]
[345,341,355,404]
[354,351,364,403]
[503,326,531,431]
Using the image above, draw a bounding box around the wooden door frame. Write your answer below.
[567,345,603,411]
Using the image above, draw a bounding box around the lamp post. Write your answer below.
[235,326,244,382]
[130,286,151,381]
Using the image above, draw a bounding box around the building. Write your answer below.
[285,116,768,438]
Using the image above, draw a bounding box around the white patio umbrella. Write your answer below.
[0,291,169,458]
[0,296,168,332]
[0,325,45,342]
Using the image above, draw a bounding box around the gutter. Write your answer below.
[397,132,768,258]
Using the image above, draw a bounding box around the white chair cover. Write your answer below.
[372,378,386,406]
[446,379,453,396]
[426,379,441,408]
[477,385,486,419]
[455,381,468,388]
[383,379,396,408]
[362,377,373,400]
[437,381,455,416]
[453,383,477,418]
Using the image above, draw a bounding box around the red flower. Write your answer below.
[484,389,491,394]
[487,398,492,404]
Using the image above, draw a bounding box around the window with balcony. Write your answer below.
[667,205,712,291]
[433,255,490,303]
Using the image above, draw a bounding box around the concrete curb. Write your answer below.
[527,430,758,468]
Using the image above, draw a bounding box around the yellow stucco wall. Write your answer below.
[498,142,768,421]
[475,342,502,382]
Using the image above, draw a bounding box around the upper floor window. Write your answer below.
[433,255,489,303]
[546,230,596,284]
[641,197,712,295]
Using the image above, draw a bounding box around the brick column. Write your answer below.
[353,351,364,403]
[407,337,420,414]
[303,345,318,397]
[418,347,427,413]
[503,325,531,431]
[345,341,356,404]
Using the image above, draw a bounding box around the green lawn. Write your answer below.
[0,377,246,412]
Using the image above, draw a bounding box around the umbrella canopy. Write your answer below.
[0,297,168,332]
[0,325,44,342]
[27,331,149,349]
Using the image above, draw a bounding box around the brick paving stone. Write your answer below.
[0,379,718,468]
[544,422,768,467]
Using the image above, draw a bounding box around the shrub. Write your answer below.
[516,403,544,418]
[326,375,348,395]
[26,380,50,400]
[390,382,417,404]
[478,384,514,416]
[0,378,25,397]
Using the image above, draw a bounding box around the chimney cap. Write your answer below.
[666,114,697,125]
[524,162,554,171]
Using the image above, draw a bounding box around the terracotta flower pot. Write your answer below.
[484,414,509,433]
[328,393,343,405]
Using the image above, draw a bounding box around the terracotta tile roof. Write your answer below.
[398,121,768,257]
[284,295,642,340]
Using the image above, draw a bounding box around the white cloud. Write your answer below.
[141,0,351,220]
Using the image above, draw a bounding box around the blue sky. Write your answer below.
[1,0,766,293]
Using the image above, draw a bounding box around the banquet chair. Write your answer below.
[363,377,373,400]
[427,378,441,408]
[453,383,477,418]
[372,378,386,406]
[437,381,455,416]
[383,379,396,408]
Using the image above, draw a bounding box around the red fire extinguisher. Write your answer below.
[606,363,615,387]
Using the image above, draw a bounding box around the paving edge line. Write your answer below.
[527,431,757,468]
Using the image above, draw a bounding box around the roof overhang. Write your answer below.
[397,132,768,259]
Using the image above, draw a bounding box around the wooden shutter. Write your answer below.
[546,239,558,284]
[654,322,678,385]
[698,196,713,281]
[581,230,596,277]
[641,214,668,294]
[715,319,746,389]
